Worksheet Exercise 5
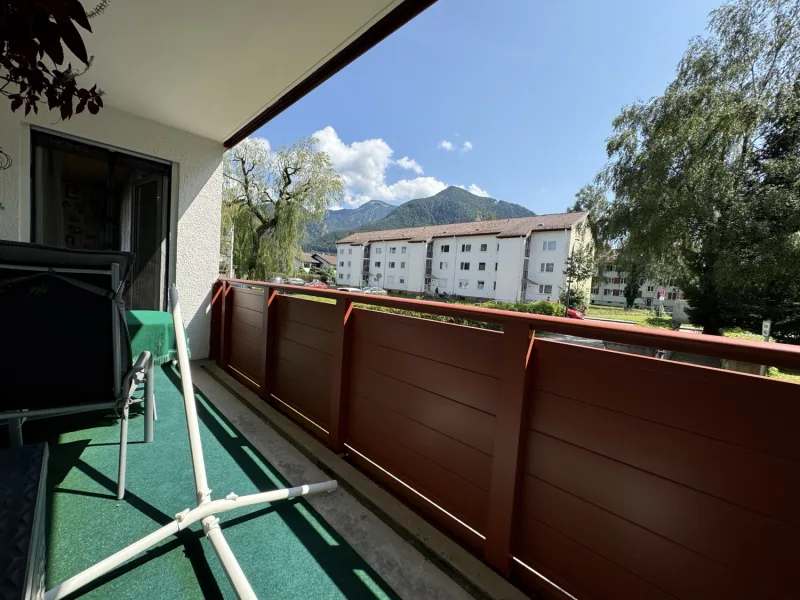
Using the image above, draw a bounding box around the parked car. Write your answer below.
[337,287,362,293]
[566,308,585,320]
[361,287,388,295]
[306,280,327,289]
[286,278,306,286]
[268,276,285,284]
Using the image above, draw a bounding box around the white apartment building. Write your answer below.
[335,212,592,303]
[590,263,683,309]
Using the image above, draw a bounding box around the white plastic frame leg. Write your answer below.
[44,284,338,600]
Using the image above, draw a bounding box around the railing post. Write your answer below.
[210,280,223,362]
[328,297,354,454]
[484,320,534,575]
[260,286,277,405]
[219,281,233,372]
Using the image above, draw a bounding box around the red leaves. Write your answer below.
[2,0,102,122]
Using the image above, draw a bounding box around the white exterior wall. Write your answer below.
[406,243,427,294]
[496,237,525,302]
[590,267,682,309]
[335,244,364,286]
[382,241,410,291]
[524,230,571,302]
[440,234,499,299]
[0,106,223,358]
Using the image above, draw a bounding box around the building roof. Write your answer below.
[313,253,337,266]
[336,212,589,245]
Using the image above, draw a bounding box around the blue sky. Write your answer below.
[254,0,722,213]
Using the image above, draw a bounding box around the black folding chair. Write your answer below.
[0,240,154,500]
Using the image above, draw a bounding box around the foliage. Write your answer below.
[481,300,565,316]
[559,287,587,309]
[600,0,800,335]
[640,317,677,330]
[1,0,105,168]
[304,186,534,252]
[318,265,336,283]
[222,137,343,281]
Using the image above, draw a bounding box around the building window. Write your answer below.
[388,262,395,268]
[339,273,343,279]
[460,262,470,270]
[538,284,553,294]
[390,247,396,254]
[461,244,471,252]
[339,249,344,255]
[613,277,620,284]
[637,290,643,298]
[540,262,554,272]
[620,277,628,284]
[613,289,621,296]
[477,281,485,289]
[441,244,450,253]
[606,264,614,272]
[458,280,469,289]
[400,262,405,268]
[386,275,395,284]
[348,248,352,255]
[480,243,487,251]
[401,247,407,254]
[374,261,381,268]
[647,285,654,292]
[494,263,498,270]
[439,261,448,269]
[591,287,599,295]
[400,277,405,284]
[374,247,381,254]
[542,241,556,251]
[604,289,610,295]
[493,281,496,290]
[497,243,500,251]
[478,262,486,271]
[347,261,351,267]
[339,261,344,267]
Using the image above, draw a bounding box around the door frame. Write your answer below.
[29,128,173,310]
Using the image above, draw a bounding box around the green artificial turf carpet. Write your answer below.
[28,364,398,600]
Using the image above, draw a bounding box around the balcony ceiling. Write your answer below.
[77,0,412,144]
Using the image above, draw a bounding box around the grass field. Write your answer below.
[586,305,674,327]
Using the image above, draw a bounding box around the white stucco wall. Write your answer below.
[0,106,223,358]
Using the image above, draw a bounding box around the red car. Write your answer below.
[305,280,328,289]
[566,308,585,320]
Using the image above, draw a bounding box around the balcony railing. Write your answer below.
[212,277,800,600]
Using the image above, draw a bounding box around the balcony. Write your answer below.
[213,277,800,600]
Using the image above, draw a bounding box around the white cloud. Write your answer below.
[438,140,454,151]
[313,126,446,207]
[468,184,490,197]
[395,156,424,175]
[462,141,473,152]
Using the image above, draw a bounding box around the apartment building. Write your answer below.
[590,263,682,309]
[335,212,592,303]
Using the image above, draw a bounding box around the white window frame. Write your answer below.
[460,262,470,270]
[458,279,469,289]
[480,243,487,251]
[441,244,450,253]
[389,247,396,254]
[478,262,486,271]
[477,281,485,289]
[461,244,471,252]
[375,247,382,254]
[401,247,407,254]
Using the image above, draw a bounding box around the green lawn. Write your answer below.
[586,305,673,327]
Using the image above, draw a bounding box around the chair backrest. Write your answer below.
[0,241,134,412]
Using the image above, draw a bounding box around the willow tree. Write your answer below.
[222,137,343,280]
[601,0,800,334]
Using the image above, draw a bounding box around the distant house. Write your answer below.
[293,252,337,273]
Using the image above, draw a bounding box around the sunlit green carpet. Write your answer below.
[29,365,397,599]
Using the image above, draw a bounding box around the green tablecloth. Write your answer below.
[126,310,186,365]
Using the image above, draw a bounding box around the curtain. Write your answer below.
[34,146,63,246]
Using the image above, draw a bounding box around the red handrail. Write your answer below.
[218,277,800,371]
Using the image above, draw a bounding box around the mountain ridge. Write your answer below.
[303,186,535,253]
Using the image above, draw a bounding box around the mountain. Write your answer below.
[324,199,396,230]
[303,186,535,252]
[304,200,395,248]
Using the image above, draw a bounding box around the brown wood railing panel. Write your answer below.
[227,286,264,388]
[518,339,800,599]
[268,295,335,438]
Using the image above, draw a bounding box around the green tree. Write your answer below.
[601,0,800,334]
[561,222,596,309]
[222,138,343,280]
